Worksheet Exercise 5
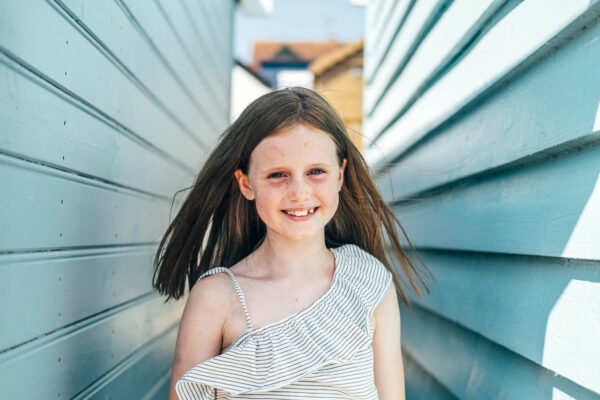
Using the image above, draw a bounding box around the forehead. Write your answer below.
[249,124,338,170]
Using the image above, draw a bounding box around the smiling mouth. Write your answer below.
[282,207,319,217]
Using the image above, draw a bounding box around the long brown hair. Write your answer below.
[153,87,433,305]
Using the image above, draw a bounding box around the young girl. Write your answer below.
[153,87,432,399]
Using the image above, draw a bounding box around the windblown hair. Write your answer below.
[153,87,433,305]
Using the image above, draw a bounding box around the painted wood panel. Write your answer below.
[364,0,447,114]
[74,327,177,399]
[376,13,600,200]
[119,0,224,130]
[400,250,600,394]
[0,155,170,251]
[363,0,381,73]
[0,246,157,350]
[393,141,600,260]
[364,0,600,397]
[1,0,233,397]
[0,296,183,399]
[363,0,401,81]
[0,1,208,170]
[364,0,412,83]
[403,350,456,400]
[0,52,194,197]
[400,305,600,399]
[58,0,216,143]
[365,0,600,170]
[364,0,504,129]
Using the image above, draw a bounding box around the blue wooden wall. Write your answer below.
[0,0,234,398]
[363,0,600,398]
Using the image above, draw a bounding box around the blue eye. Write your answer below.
[268,169,325,179]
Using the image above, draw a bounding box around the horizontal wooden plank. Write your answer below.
[0,295,183,399]
[400,250,600,394]
[180,0,230,94]
[365,0,503,116]
[142,372,171,400]
[158,0,231,123]
[364,0,412,83]
[75,325,176,400]
[403,349,456,400]
[151,0,228,121]
[365,0,600,170]
[366,0,381,26]
[142,372,172,400]
[400,304,600,399]
[362,0,446,135]
[0,245,157,351]
[59,0,216,143]
[368,0,390,41]
[376,16,600,200]
[184,0,231,84]
[193,0,227,67]
[364,0,402,81]
[392,140,600,260]
[121,0,225,130]
[364,0,381,72]
[0,155,170,251]
[0,53,194,198]
[0,1,206,171]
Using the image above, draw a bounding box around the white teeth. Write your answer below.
[286,208,315,216]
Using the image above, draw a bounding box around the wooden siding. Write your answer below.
[364,0,600,398]
[0,0,234,398]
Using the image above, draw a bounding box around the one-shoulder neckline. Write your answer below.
[220,244,348,353]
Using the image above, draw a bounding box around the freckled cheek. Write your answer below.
[252,188,281,217]
[325,192,340,213]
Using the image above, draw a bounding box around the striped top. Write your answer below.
[175,243,393,400]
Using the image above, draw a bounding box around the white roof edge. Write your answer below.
[237,0,273,16]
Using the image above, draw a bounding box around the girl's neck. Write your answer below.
[249,234,333,280]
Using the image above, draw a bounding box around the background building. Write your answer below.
[310,39,364,151]
[230,59,273,122]
[250,40,340,88]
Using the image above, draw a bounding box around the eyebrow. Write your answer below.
[263,163,333,173]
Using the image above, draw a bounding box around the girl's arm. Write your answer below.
[373,283,406,400]
[168,275,230,400]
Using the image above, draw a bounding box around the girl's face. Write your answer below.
[234,123,347,244]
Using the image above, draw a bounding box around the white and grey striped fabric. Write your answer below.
[175,243,393,400]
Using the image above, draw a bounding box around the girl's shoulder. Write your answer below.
[188,268,239,317]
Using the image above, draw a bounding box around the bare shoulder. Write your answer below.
[188,270,236,310]
[170,271,236,387]
[181,271,238,345]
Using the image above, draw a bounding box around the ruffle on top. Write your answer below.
[175,244,393,399]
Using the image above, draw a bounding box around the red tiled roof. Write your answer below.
[251,40,341,71]
[309,39,363,76]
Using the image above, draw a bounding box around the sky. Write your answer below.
[234,0,366,65]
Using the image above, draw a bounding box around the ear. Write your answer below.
[234,169,255,200]
[337,158,347,192]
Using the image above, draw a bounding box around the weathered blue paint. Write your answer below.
[404,350,456,400]
[364,0,600,397]
[401,304,600,400]
[0,0,234,397]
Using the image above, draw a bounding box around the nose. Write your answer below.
[288,175,311,201]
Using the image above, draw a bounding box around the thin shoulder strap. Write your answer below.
[198,267,254,331]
